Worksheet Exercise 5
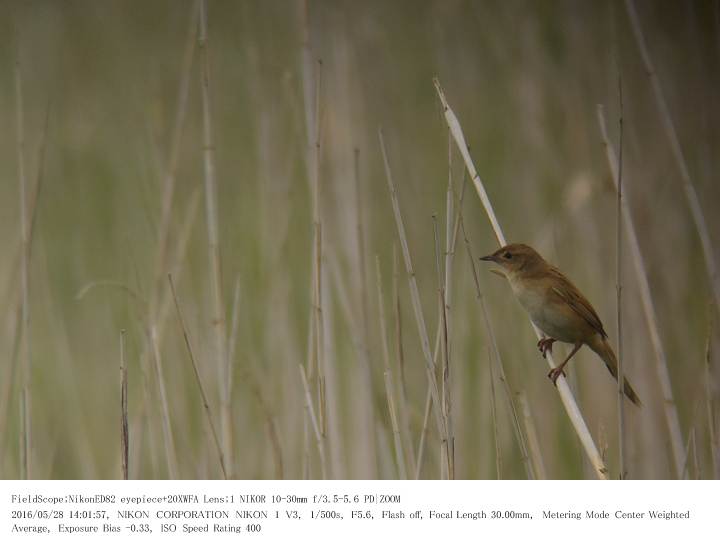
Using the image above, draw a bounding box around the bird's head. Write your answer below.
[480,243,545,276]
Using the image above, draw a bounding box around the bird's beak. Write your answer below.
[479,254,506,278]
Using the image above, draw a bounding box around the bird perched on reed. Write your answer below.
[480,243,641,406]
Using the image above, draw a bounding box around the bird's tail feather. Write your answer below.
[588,335,642,407]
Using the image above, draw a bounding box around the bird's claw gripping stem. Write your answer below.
[547,366,567,386]
[537,337,556,359]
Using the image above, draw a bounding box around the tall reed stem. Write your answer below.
[597,106,685,477]
[615,78,626,479]
[378,129,450,478]
[168,274,227,479]
[199,0,231,477]
[15,45,32,480]
[434,78,608,479]
[120,330,129,480]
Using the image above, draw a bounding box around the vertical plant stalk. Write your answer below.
[227,278,241,396]
[308,60,336,477]
[434,78,608,479]
[198,0,231,477]
[313,191,327,440]
[354,150,370,348]
[433,215,454,479]
[375,256,408,479]
[378,129,450,479]
[615,79,627,480]
[149,327,179,479]
[393,247,417,478]
[153,0,200,292]
[624,0,720,313]
[459,214,535,479]
[488,353,502,479]
[141,192,200,479]
[517,391,547,480]
[302,305,314,479]
[0,102,48,465]
[15,47,31,481]
[168,274,227,479]
[298,364,327,479]
[299,2,315,479]
[248,378,284,479]
[704,316,718,479]
[597,107,685,477]
[442,135,457,479]
[414,388,433,479]
[353,149,378,478]
[120,330,129,480]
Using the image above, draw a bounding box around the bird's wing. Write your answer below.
[548,267,608,338]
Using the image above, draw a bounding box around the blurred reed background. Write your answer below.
[0,0,718,480]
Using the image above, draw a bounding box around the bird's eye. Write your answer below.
[503,252,512,259]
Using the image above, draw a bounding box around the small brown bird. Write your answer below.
[480,243,640,406]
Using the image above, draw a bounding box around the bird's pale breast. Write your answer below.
[508,275,590,342]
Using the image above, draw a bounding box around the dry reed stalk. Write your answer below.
[227,278,241,378]
[615,78,627,479]
[302,303,314,478]
[443,140,457,475]
[313,222,327,431]
[134,3,202,470]
[153,0,199,292]
[129,410,144,480]
[136,352,160,479]
[416,299,450,478]
[459,214,535,479]
[248,378,284,479]
[393,247,417,477]
[149,326,179,479]
[624,0,720,314]
[375,256,408,479]
[353,149,378,478]
[443,136,455,350]
[413,286,447,477]
[223,277,241,478]
[120,330,129,480]
[434,78,608,479]
[326,255,375,477]
[168,273,227,479]
[298,6,323,469]
[298,363,327,479]
[153,191,202,343]
[137,192,201,479]
[0,103,49,460]
[704,318,718,478]
[0,305,23,471]
[414,387,433,479]
[681,424,696,480]
[227,276,283,479]
[300,0,315,179]
[412,173,468,479]
[517,391,547,479]
[299,2,316,478]
[14,45,32,480]
[597,106,685,477]
[199,0,232,478]
[378,128,450,479]
[488,352,502,479]
[433,215,454,479]
[690,428,699,479]
[308,60,336,477]
[354,149,370,344]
